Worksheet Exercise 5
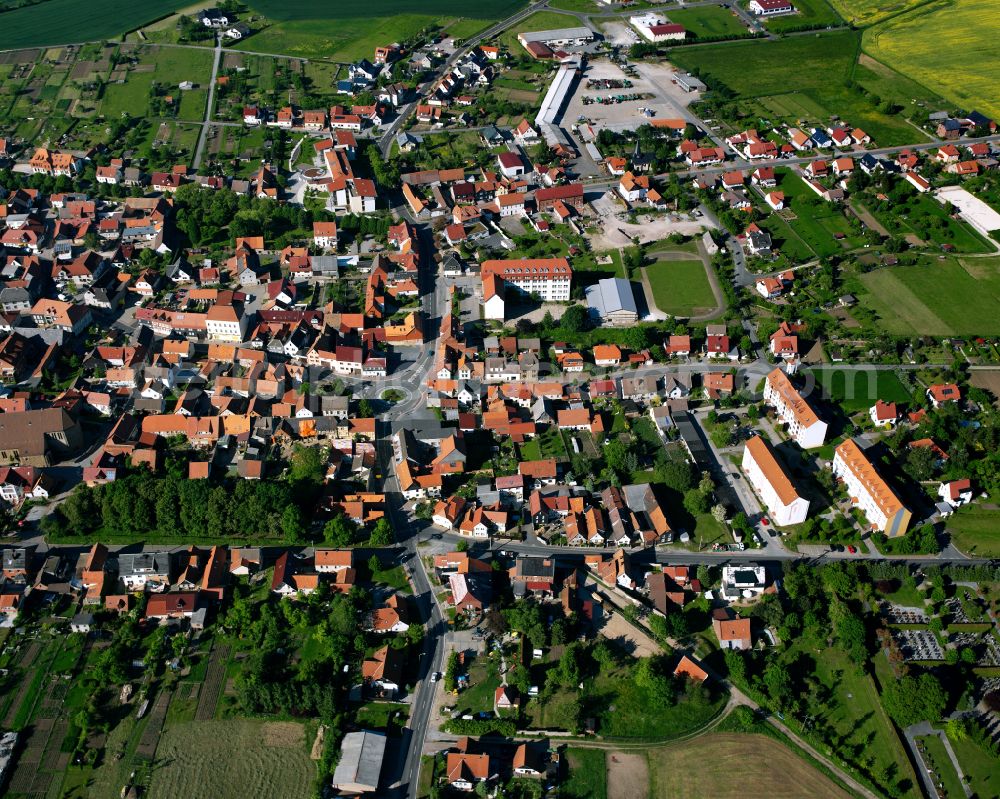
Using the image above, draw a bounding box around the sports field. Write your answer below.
[858,256,1000,336]
[0,0,193,49]
[237,0,526,60]
[669,6,748,38]
[647,734,852,799]
[670,31,918,145]
[865,0,1000,121]
[148,719,316,799]
[644,257,718,318]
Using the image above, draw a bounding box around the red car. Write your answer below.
[760,518,769,526]
[847,545,857,554]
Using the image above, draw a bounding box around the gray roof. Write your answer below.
[586,277,637,318]
[518,26,594,43]
[332,730,387,792]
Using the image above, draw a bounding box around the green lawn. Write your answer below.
[518,438,543,461]
[670,30,922,145]
[946,503,1000,557]
[916,734,966,799]
[949,732,1000,799]
[670,5,749,38]
[858,256,1000,336]
[807,368,912,411]
[372,565,412,593]
[563,748,607,799]
[644,258,718,318]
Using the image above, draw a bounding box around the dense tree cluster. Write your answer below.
[43,468,302,541]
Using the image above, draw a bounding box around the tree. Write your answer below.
[882,673,947,727]
[763,661,793,707]
[323,514,357,547]
[357,398,374,418]
[683,488,710,516]
[655,459,695,492]
[711,504,727,523]
[368,518,393,547]
[281,504,306,542]
[560,304,589,333]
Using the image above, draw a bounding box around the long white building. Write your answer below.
[833,439,911,537]
[763,368,827,449]
[741,436,809,526]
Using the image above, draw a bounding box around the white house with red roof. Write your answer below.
[869,400,898,428]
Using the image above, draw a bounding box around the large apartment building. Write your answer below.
[741,435,809,526]
[833,438,911,537]
[481,258,573,320]
[763,368,827,449]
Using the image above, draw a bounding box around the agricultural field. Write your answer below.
[669,6,749,38]
[865,0,1000,121]
[670,30,924,145]
[826,0,926,26]
[0,0,194,49]
[238,0,526,60]
[148,720,316,799]
[646,733,853,799]
[759,0,843,32]
[644,257,718,318]
[858,256,1000,336]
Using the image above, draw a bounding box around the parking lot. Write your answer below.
[563,59,703,134]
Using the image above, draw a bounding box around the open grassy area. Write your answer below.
[865,0,1000,121]
[670,30,924,145]
[647,733,852,798]
[149,719,315,799]
[564,747,608,799]
[669,5,749,38]
[0,0,194,49]
[240,0,526,60]
[789,645,918,796]
[807,368,912,411]
[101,45,215,120]
[858,256,1000,336]
[946,502,1000,557]
[644,258,717,318]
[827,0,926,26]
[949,731,1000,799]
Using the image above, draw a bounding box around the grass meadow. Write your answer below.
[669,6,749,38]
[148,719,316,799]
[647,733,853,799]
[865,0,1000,121]
[670,30,922,145]
[858,256,1000,336]
[808,368,912,411]
[644,258,717,318]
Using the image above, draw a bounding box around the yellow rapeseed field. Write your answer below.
[827,0,924,26]
[865,0,1000,120]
